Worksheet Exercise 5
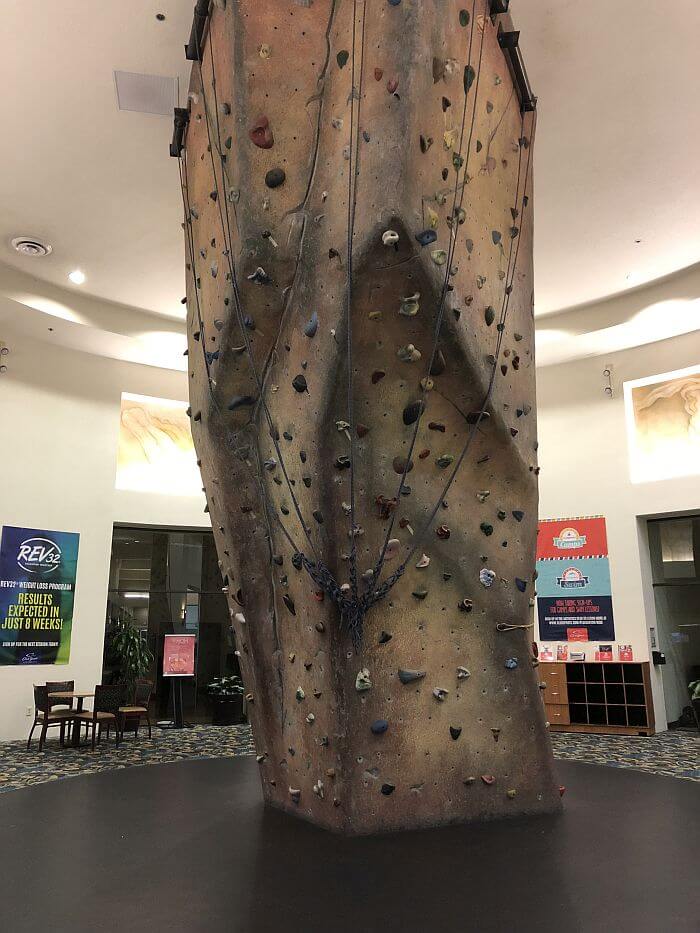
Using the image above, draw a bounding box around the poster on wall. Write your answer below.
[0,525,80,666]
[116,393,202,497]
[623,364,700,484]
[162,633,196,676]
[536,516,615,642]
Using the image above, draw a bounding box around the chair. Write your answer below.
[27,685,74,751]
[118,681,153,740]
[46,680,75,712]
[75,684,124,750]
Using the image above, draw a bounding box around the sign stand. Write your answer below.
[157,632,197,730]
[157,678,194,730]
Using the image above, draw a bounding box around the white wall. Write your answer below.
[0,328,207,741]
[536,330,700,731]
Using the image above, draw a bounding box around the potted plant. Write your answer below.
[107,619,154,732]
[206,675,246,725]
[689,679,700,730]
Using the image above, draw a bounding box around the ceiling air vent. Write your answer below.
[114,70,178,116]
[10,236,52,257]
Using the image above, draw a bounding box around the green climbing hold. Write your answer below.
[480,522,494,536]
[337,50,349,68]
[459,9,470,27]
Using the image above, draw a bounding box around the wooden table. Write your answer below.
[48,691,94,747]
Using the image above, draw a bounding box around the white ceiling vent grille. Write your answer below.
[114,71,177,116]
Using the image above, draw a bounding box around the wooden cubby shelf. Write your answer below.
[539,661,655,736]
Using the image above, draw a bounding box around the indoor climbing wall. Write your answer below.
[178,0,561,833]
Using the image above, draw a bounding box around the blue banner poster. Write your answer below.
[536,555,615,641]
[0,526,80,665]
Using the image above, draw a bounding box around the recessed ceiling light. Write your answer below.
[68,269,86,285]
[11,236,52,257]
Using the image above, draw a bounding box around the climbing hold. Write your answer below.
[371,719,389,735]
[385,539,401,560]
[374,67,384,81]
[399,293,421,317]
[504,658,518,670]
[283,594,296,614]
[480,522,494,536]
[429,350,446,376]
[412,587,428,600]
[457,666,471,680]
[436,454,454,469]
[415,229,437,247]
[386,77,399,94]
[512,510,525,522]
[397,344,421,362]
[313,779,324,798]
[388,0,402,6]
[420,134,433,153]
[303,312,319,338]
[371,370,386,384]
[247,267,271,285]
[289,787,301,803]
[415,553,430,569]
[481,775,495,786]
[292,374,308,393]
[491,728,501,742]
[306,712,315,724]
[484,306,495,326]
[507,789,517,799]
[559,785,566,797]
[335,456,351,469]
[227,395,256,411]
[433,687,449,702]
[265,168,286,189]
[356,669,372,692]
[381,783,395,796]
[258,43,271,59]
[398,669,425,684]
[476,490,490,503]
[459,9,470,27]
[479,568,496,587]
[403,400,424,425]
[492,230,502,245]
[450,726,462,740]
[515,578,527,593]
[431,249,448,266]
[378,631,393,644]
[436,525,450,540]
[337,50,349,69]
[458,598,473,613]
[249,115,274,149]
[382,229,399,246]
[392,456,414,474]
[429,421,446,432]
[464,776,476,786]
[296,687,305,702]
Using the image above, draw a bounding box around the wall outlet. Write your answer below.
[26,706,32,717]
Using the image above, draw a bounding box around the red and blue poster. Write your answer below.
[536,516,615,642]
[0,525,80,665]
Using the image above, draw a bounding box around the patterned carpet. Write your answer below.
[0,724,697,794]
[550,729,699,782]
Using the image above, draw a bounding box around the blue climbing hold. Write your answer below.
[504,658,518,670]
[415,229,437,247]
[371,719,389,735]
[304,312,319,338]
[515,578,527,592]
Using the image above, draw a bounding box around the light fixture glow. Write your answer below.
[68,269,86,285]
[123,592,149,599]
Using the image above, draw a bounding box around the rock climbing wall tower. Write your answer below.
[176,0,562,833]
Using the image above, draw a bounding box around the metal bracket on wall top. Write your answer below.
[169,107,191,158]
[185,0,211,61]
[498,29,537,113]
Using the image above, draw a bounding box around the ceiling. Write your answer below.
[1,0,699,327]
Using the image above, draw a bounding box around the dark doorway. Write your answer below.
[103,525,240,723]
[647,515,700,729]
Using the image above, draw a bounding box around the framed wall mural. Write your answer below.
[624,364,700,484]
[536,516,615,642]
[0,525,80,665]
[116,393,201,496]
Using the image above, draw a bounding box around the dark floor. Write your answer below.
[1,755,697,933]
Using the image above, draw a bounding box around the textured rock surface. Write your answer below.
[180,0,561,833]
